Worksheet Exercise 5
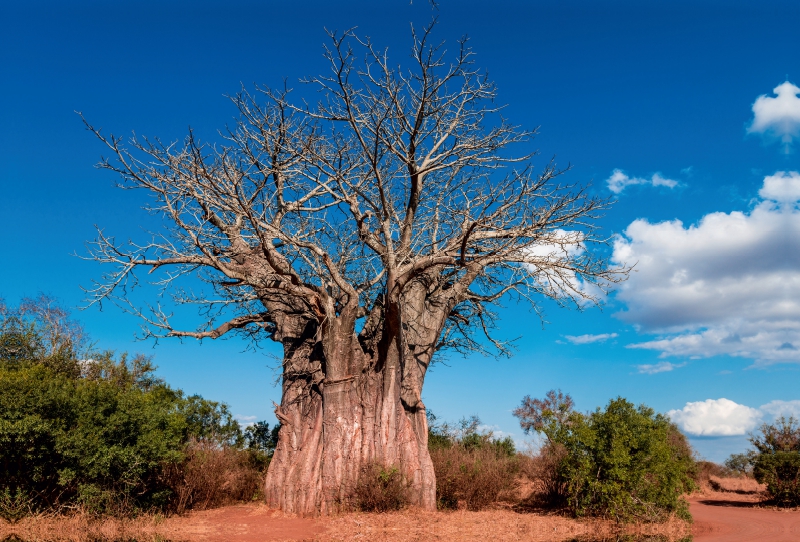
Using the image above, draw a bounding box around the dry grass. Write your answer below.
[516,444,569,508]
[350,463,409,512]
[691,461,766,496]
[165,441,267,513]
[1,505,691,542]
[706,476,765,495]
[0,512,171,542]
[430,445,519,510]
[322,507,692,542]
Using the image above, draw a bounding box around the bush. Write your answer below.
[514,391,696,522]
[0,297,254,517]
[724,453,753,477]
[750,417,800,506]
[165,441,267,513]
[519,442,570,508]
[431,444,519,510]
[351,463,408,512]
[427,413,519,510]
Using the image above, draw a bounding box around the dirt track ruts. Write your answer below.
[690,493,800,542]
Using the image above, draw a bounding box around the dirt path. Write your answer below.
[3,504,687,541]
[690,492,800,541]
[14,493,798,541]
[159,505,325,542]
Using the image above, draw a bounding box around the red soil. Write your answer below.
[7,490,798,541]
[160,505,325,542]
[690,491,800,542]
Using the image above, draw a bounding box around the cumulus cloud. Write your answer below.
[606,169,679,194]
[525,229,604,303]
[637,361,686,374]
[669,398,800,437]
[749,81,800,152]
[613,172,800,366]
[668,398,761,436]
[760,171,800,203]
[760,400,800,420]
[564,333,618,345]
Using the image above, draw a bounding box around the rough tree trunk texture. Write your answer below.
[263,299,439,516]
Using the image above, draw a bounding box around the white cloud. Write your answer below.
[637,361,686,374]
[525,229,604,303]
[669,398,800,437]
[235,414,258,428]
[613,172,800,366]
[748,81,800,152]
[759,400,800,420]
[760,171,800,203]
[564,332,618,345]
[668,398,761,436]
[606,169,679,194]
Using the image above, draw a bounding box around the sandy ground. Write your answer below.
[1,504,688,541]
[690,491,800,542]
[5,490,799,541]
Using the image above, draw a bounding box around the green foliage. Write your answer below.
[180,394,243,447]
[752,451,800,506]
[750,417,800,506]
[515,391,696,522]
[0,297,249,517]
[244,421,280,457]
[724,452,753,476]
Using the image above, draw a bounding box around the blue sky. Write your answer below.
[2,0,799,461]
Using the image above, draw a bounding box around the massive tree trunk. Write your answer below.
[263,298,438,516]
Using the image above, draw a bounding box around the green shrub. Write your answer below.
[515,391,696,522]
[752,451,800,506]
[750,417,800,506]
[0,297,249,517]
[724,453,753,477]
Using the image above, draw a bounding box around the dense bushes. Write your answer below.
[514,390,696,522]
[750,417,800,506]
[428,414,519,510]
[0,296,272,518]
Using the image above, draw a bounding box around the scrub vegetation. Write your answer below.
[513,390,697,522]
[2,297,707,528]
[749,417,800,506]
[0,296,276,520]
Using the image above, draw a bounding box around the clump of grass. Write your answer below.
[165,440,269,514]
[428,414,519,510]
[351,463,409,512]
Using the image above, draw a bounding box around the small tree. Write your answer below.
[83,23,626,514]
[245,421,281,457]
[724,453,753,477]
[750,417,800,506]
[515,392,695,522]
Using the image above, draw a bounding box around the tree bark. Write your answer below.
[264,303,437,516]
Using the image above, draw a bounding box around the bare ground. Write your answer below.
[1,505,689,542]
[690,491,800,542]
[7,478,798,542]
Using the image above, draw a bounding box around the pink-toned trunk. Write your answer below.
[263,313,436,515]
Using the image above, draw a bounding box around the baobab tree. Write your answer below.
[83,24,626,515]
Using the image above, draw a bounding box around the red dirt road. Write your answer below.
[691,493,800,541]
